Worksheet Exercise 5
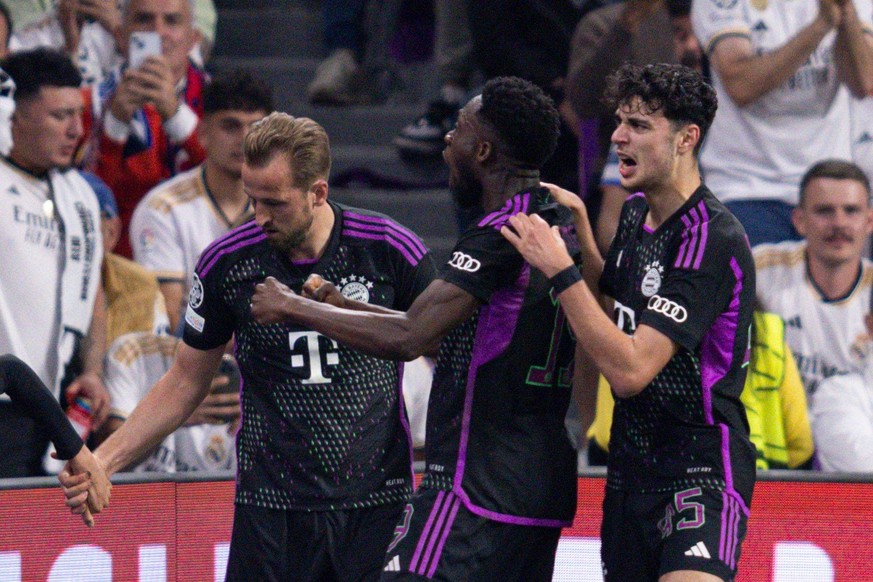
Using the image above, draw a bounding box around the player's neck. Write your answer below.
[203,162,248,223]
[806,253,863,301]
[289,203,335,262]
[644,164,700,228]
[481,168,540,212]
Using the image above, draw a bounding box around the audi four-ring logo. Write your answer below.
[647,295,687,323]
[448,252,481,272]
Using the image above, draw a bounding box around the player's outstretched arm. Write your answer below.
[501,213,677,397]
[60,343,224,521]
[252,277,478,361]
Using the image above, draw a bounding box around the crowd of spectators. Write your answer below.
[1,0,872,483]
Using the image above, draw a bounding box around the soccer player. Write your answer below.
[60,112,436,581]
[501,63,757,581]
[250,76,579,580]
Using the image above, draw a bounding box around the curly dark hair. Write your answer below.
[478,76,560,169]
[604,63,717,153]
[1,48,81,102]
[204,69,275,115]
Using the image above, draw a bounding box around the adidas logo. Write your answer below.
[786,315,802,329]
[685,541,711,559]
[7,185,19,196]
[752,21,768,31]
[384,555,401,572]
[858,131,873,144]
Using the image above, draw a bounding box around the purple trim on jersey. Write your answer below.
[292,258,319,266]
[397,362,416,480]
[699,257,744,425]
[195,221,262,273]
[642,223,654,234]
[199,230,267,277]
[477,192,531,229]
[343,213,427,265]
[454,265,529,491]
[410,490,447,573]
[676,202,710,270]
[454,486,573,528]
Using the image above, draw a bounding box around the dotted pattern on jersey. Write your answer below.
[421,315,479,484]
[226,250,412,511]
[607,200,727,495]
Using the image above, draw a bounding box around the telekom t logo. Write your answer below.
[288,331,339,384]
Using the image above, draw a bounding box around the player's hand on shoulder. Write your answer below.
[302,274,346,307]
[251,276,300,325]
[541,182,587,218]
[502,213,574,277]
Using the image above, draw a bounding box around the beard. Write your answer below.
[266,213,313,256]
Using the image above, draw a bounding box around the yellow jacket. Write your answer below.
[588,312,813,469]
[103,253,170,346]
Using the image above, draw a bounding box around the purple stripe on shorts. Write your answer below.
[410,491,446,573]
[200,231,267,277]
[418,493,460,576]
[427,496,462,578]
[719,491,729,564]
[343,213,428,258]
[196,222,261,272]
[342,229,420,266]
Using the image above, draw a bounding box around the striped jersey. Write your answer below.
[754,240,873,396]
[600,185,757,507]
[183,202,435,510]
[421,189,579,527]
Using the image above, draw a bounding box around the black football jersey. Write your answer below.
[600,186,757,506]
[183,202,435,510]
[421,188,578,526]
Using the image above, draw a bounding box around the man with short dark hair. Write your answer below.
[755,159,873,398]
[502,63,757,581]
[249,76,580,580]
[130,70,273,331]
[0,47,110,475]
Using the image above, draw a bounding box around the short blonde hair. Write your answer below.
[244,112,331,189]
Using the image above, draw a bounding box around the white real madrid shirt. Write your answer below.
[692,0,873,205]
[130,166,249,312]
[0,160,66,397]
[754,240,873,397]
[105,332,236,473]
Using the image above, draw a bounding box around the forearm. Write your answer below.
[97,350,218,474]
[714,19,832,106]
[0,355,84,460]
[834,5,873,97]
[569,205,605,293]
[81,287,108,376]
[283,297,427,361]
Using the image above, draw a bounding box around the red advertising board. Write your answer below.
[0,476,870,580]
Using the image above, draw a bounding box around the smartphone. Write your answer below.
[214,354,241,395]
[128,31,161,69]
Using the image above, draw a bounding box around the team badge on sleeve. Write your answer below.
[189,273,204,308]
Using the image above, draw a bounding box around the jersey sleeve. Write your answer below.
[438,226,524,303]
[691,0,751,56]
[639,226,753,352]
[393,250,437,310]
[130,196,186,282]
[182,260,235,350]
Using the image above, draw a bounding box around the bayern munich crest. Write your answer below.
[339,275,373,303]
[189,273,204,308]
[641,261,664,297]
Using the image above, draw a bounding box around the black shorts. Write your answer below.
[380,487,562,581]
[225,501,404,582]
[601,487,748,582]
